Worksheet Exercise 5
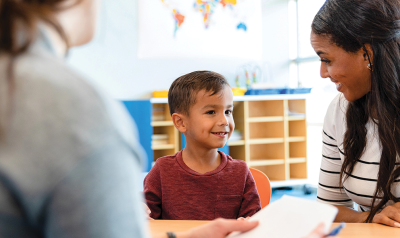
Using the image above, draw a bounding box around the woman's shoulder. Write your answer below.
[324,94,348,125]
[327,93,348,115]
[2,48,145,180]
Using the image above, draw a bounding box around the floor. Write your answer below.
[270,185,317,203]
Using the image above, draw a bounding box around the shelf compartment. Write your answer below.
[228,140,245,146]
[288,120,307,137]
[248,100,284,117]
[250,143,285,161]
[288,116,305,121]
[249,121,284,139]
[154,126,177,146]
[249,138,284,144]
[152,144,175,150]
[290,162,307,179]
[288,99,306,115]
[248,159,284,166]
[248,116,284,123]
[288,157,307,163]
[154,148,175,161]
[251,164,286,181]
[151,121,174,127]
[229,145,245,162]
[233,101,245,135]
[152,103,172,122]
[287,137,306,142]
[289,141,307,158]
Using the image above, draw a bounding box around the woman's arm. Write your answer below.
[335,202,400,228]
[333,205,369,223]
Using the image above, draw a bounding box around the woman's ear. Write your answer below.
[172,113,187,133]
[363,43,373,62]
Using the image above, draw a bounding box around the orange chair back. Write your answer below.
[249,167,271,208]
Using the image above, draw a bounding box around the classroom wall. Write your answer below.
[67,0,291,99]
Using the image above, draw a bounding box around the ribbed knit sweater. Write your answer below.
[144,151,261,220]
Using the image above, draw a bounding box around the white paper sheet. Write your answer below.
[229,195,338,238]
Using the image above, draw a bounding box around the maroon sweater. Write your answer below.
[144,151,261,220]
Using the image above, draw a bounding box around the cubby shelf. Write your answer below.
[288,116,306,121]
[287,137,306,142]
[152,144,176,150]
[249,138,285,144]
[248,159,285,166]
[248,116,284,122]
[151,121,174,127]
[288,158,307,163]
[148,95,308,182]
[228,140,245,146]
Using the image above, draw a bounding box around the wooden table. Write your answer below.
[149,220,400,238]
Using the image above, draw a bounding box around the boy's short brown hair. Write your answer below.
[168,71,230,116]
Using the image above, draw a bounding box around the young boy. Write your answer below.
[144,71,261,220]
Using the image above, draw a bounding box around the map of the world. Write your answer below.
[138,0,262,59]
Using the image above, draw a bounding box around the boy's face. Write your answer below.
[184,85,235,149]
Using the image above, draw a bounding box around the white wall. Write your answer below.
[67,0,291,99]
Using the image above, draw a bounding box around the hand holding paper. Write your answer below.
[228,195,338,238]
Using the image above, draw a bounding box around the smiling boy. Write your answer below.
[144,71,261,220]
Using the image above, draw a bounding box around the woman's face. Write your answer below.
[310,31,372,102]
[57,0,100,46]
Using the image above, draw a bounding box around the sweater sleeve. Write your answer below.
[317,95,354,208]
[143,162,162,219]
[238,168,261,218]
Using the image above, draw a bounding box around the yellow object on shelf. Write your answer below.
[153,90,169,98]
[232,87,247,96]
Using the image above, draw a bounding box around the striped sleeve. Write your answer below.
[317,95,354,208]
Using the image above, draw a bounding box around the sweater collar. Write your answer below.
[176,150,228,176]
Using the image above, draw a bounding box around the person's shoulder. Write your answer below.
[327,94,348,116]
[17,49,101,107]
[9,47,145,172]
[153,153,179,166]
[324,93,347,127]
[224,154,249,170]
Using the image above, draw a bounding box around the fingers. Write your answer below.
[373,214,400,228]
[143,202,153,220]
[373,205,400,228]
[305,223,325,238]
[213,218,259,233]
[237,217,246,221]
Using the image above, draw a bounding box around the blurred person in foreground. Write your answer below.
[0,0,326,237]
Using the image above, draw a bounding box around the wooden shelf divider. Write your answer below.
[248,159,285,166]
[151,121,174,127]
[248,116,284,123]
[249,138,285,144]
[152,144,176,150]
[288,158,307,163]
[287,137,306,142]
[228,140,245,146]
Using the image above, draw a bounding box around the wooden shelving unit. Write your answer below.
[151,103,180,162]
[149,95,308,182]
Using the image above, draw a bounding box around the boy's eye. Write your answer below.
[225,110,232,115]
[206,110,215,115]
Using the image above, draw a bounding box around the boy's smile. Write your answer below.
[183,85,234,150]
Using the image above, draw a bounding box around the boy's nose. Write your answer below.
[219,115,229,126]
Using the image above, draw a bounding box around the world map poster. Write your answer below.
[138,0,263,59]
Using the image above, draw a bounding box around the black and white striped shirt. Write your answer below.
[317,94,400,212]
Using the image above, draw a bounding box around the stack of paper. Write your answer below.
[229,195,338,238]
